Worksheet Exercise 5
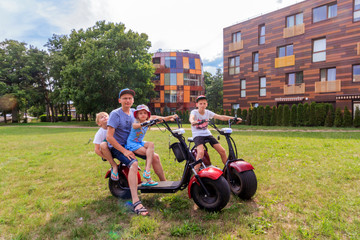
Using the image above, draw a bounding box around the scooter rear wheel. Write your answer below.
[227,169,257,200]
[108,173,131,199]
[190,177,230,212]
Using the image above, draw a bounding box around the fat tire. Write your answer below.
[190,177,230,212]
[227,169,257,200]
[108,173,131,199]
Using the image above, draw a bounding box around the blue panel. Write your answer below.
[189,58,195,69]
[176,56,183,69]
[170,68,177,73]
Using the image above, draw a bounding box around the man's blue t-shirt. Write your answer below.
[107,107,135,148]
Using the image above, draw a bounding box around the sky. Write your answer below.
[0,0,303,74]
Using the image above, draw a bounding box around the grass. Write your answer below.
[0,123,360,239]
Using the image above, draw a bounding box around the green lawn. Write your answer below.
[0,124,359,239]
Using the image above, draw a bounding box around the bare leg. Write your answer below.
[213,143,227,165]
[152,153,166,181]
[100,142,118,175]
[194,144,205,172]
[134,143,155,182]
[128,161,148,216]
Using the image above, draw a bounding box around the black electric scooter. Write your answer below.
[105,118,231,212]
[189,118,257,200]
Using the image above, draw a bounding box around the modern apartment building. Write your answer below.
[223,0,360,115]
[150,50,204,114]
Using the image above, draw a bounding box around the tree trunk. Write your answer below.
[12,104,19,123]
[3,111,7,124]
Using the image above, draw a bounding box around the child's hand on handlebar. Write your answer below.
[233,117,242,124]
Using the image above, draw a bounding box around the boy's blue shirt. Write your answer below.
[107,107,136,148]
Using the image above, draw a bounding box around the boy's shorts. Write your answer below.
[110,147,137,168]
[193,135,219,148]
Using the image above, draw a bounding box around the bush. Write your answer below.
[39,114,47,122]
[297,103,304,126]
[290,104,297,126]
[263,105,271,126]
[303,103,310,126]
[353,107,360,128]
[343,106,353,127]
[277,105,283,126]
[315,103,327,126]
[251,108,258,126]
[246,109,252,125]
[257,106,264,126]
[324,104,335,127]
[334,107,343,127]
[309,102,317,126]
[283,105,290,126]
[242,109,248,124]
[270,106,277,126]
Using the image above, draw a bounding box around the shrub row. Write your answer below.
[39,115,72,122]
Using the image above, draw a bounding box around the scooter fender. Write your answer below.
[227,160,254,173]
[105,165,141,184]
[188,167,224,198]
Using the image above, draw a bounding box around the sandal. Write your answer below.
[143,170,151,179]
[142,179,158,187]
[111,168,119,181]
[132,201,149,216]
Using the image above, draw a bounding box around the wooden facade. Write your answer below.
[223,0,360,114]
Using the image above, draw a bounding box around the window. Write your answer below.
[241,79,246,98]
[313,38,326,62]
[313,3,337,23]
[152,57,160,64]
[232,104,240,110]
[189,58,195,69]
[353,64,360,82]
[286,72,303,85]
[164,90,170,103]
[164,73,170,85]
[355,0,360,21]
[286,12,303,27]
[165,57,176,68]
[278,44,293,57]
[253,52,259,72]
[184,73,200,86]
[259,77,266,96]
[259,24,265,45]
[232,32,241,43]
[170,90,177,103]
[152,74,160,81]
[320,68,336,81]
[170,73,177,85]
[229,56,240,75]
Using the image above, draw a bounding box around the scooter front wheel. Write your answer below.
[190,177,230,212]
[108,173,131,199]
[227,169,257,200]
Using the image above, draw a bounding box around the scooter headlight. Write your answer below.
[173,128,185,135]
[220,128,232,134]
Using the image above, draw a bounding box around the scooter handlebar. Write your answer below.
[140,118,161,127]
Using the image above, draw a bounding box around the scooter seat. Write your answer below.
[188,137,194,142]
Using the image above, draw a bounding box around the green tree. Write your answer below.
[251,107,258,126]
[315,103,327,126]
[257,105,264,126]
[263,105,271,126]
[324,104,334,127]
[277,105,283,126]
[58,21,155,117]
[353,107,360,128]
[303,102,310,126]
[246,108,252,125]
[283,104,290,126]
[290,104,297,126]
[270,106,277,126]
[334,107,343,127]
[309,102,317,126]
[241,109,247,124]
[203,69,223,112]
[297,103,304,126]
[343,106,352,127]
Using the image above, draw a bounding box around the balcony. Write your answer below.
[229,40,243,52]
[284,83,305,95]
[315,80,341,93]
[152,98,161,103]
[275,55,295,68]
[283,24,305,38]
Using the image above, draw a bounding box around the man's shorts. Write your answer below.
[193,135,219,148]
[110,147,137,168]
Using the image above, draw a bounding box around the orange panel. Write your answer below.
[177,73,183,85]
[164,86,170,90]
[195,70,202,75]
[170,86,177,90]
[170,52,176,57]
[184,86,190,91]
[195,58,201,70]
[184,90,190,103]
[155,103,160,108]
[183,57,189,69]
[160,90,164,102]
[160,73,164,86]
[189,69,196,74]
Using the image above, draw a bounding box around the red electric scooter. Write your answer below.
[105,118,231,212]
[189,118,257,200]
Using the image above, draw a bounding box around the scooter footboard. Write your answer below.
[188,167,223,198]
[227,160,254,173]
